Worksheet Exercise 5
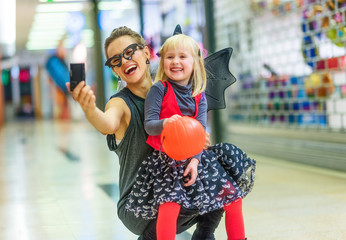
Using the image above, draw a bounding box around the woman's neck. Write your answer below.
[127,77,152,99]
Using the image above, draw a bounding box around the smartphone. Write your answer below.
[69,63,85,91]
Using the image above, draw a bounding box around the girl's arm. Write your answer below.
[197,92,211,149]
[195,92,208,130]
[144,83,166,135]
[184,94,208,186]
[190,92,208,159]
[67,81,124,135]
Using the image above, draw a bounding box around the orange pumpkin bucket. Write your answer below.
[161,116,205,161]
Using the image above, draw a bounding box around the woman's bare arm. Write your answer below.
[66,81,125,135]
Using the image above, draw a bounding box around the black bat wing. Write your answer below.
[171,24,236,111]
[204,47,236,111]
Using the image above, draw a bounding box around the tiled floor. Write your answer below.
[0,119,346,240]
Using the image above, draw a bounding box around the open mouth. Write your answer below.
[125,65,137,74]
[170,67,182,72]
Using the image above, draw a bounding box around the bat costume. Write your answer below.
[118,25,255,240]
[125,78,256,219]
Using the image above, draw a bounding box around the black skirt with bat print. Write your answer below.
[125,142,256,220]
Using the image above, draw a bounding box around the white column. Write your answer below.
[0,0,16,57]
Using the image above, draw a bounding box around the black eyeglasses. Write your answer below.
[105,43,144,68]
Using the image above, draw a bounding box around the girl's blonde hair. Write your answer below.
[154,34,206,97]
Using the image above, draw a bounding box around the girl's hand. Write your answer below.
[183,158,199,187]
[66,81,96,113]
[204,132,211,149]
[163,114,181,127]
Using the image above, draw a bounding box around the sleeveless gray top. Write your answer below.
[107,87,154,235]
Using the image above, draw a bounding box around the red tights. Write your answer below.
[157,202,181,240]
[224,198,245,240]
[156,199,245,240]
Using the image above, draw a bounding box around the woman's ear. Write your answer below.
[143,45,151,60]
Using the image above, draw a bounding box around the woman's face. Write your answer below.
[106,35,150,85]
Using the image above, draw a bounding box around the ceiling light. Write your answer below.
[38,0,87,2]
[98,1,135,11]
[29,31,66,39]
[36,2,85,12]
[26,40,62,50]
[33,12,68,21]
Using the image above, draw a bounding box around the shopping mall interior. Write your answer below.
[1,0,346,239]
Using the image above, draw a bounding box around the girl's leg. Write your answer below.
[223,199,245,240]
[157,202,181,240]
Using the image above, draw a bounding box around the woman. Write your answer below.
[67,26,223,240]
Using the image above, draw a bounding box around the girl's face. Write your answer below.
[106,35,150,85]
[163,45,194,86]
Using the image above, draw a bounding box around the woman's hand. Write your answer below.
[66,81,96,113]
[204,132,211,149]
[183,158,199,187]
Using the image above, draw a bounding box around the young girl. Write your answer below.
[125,33,256,240]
